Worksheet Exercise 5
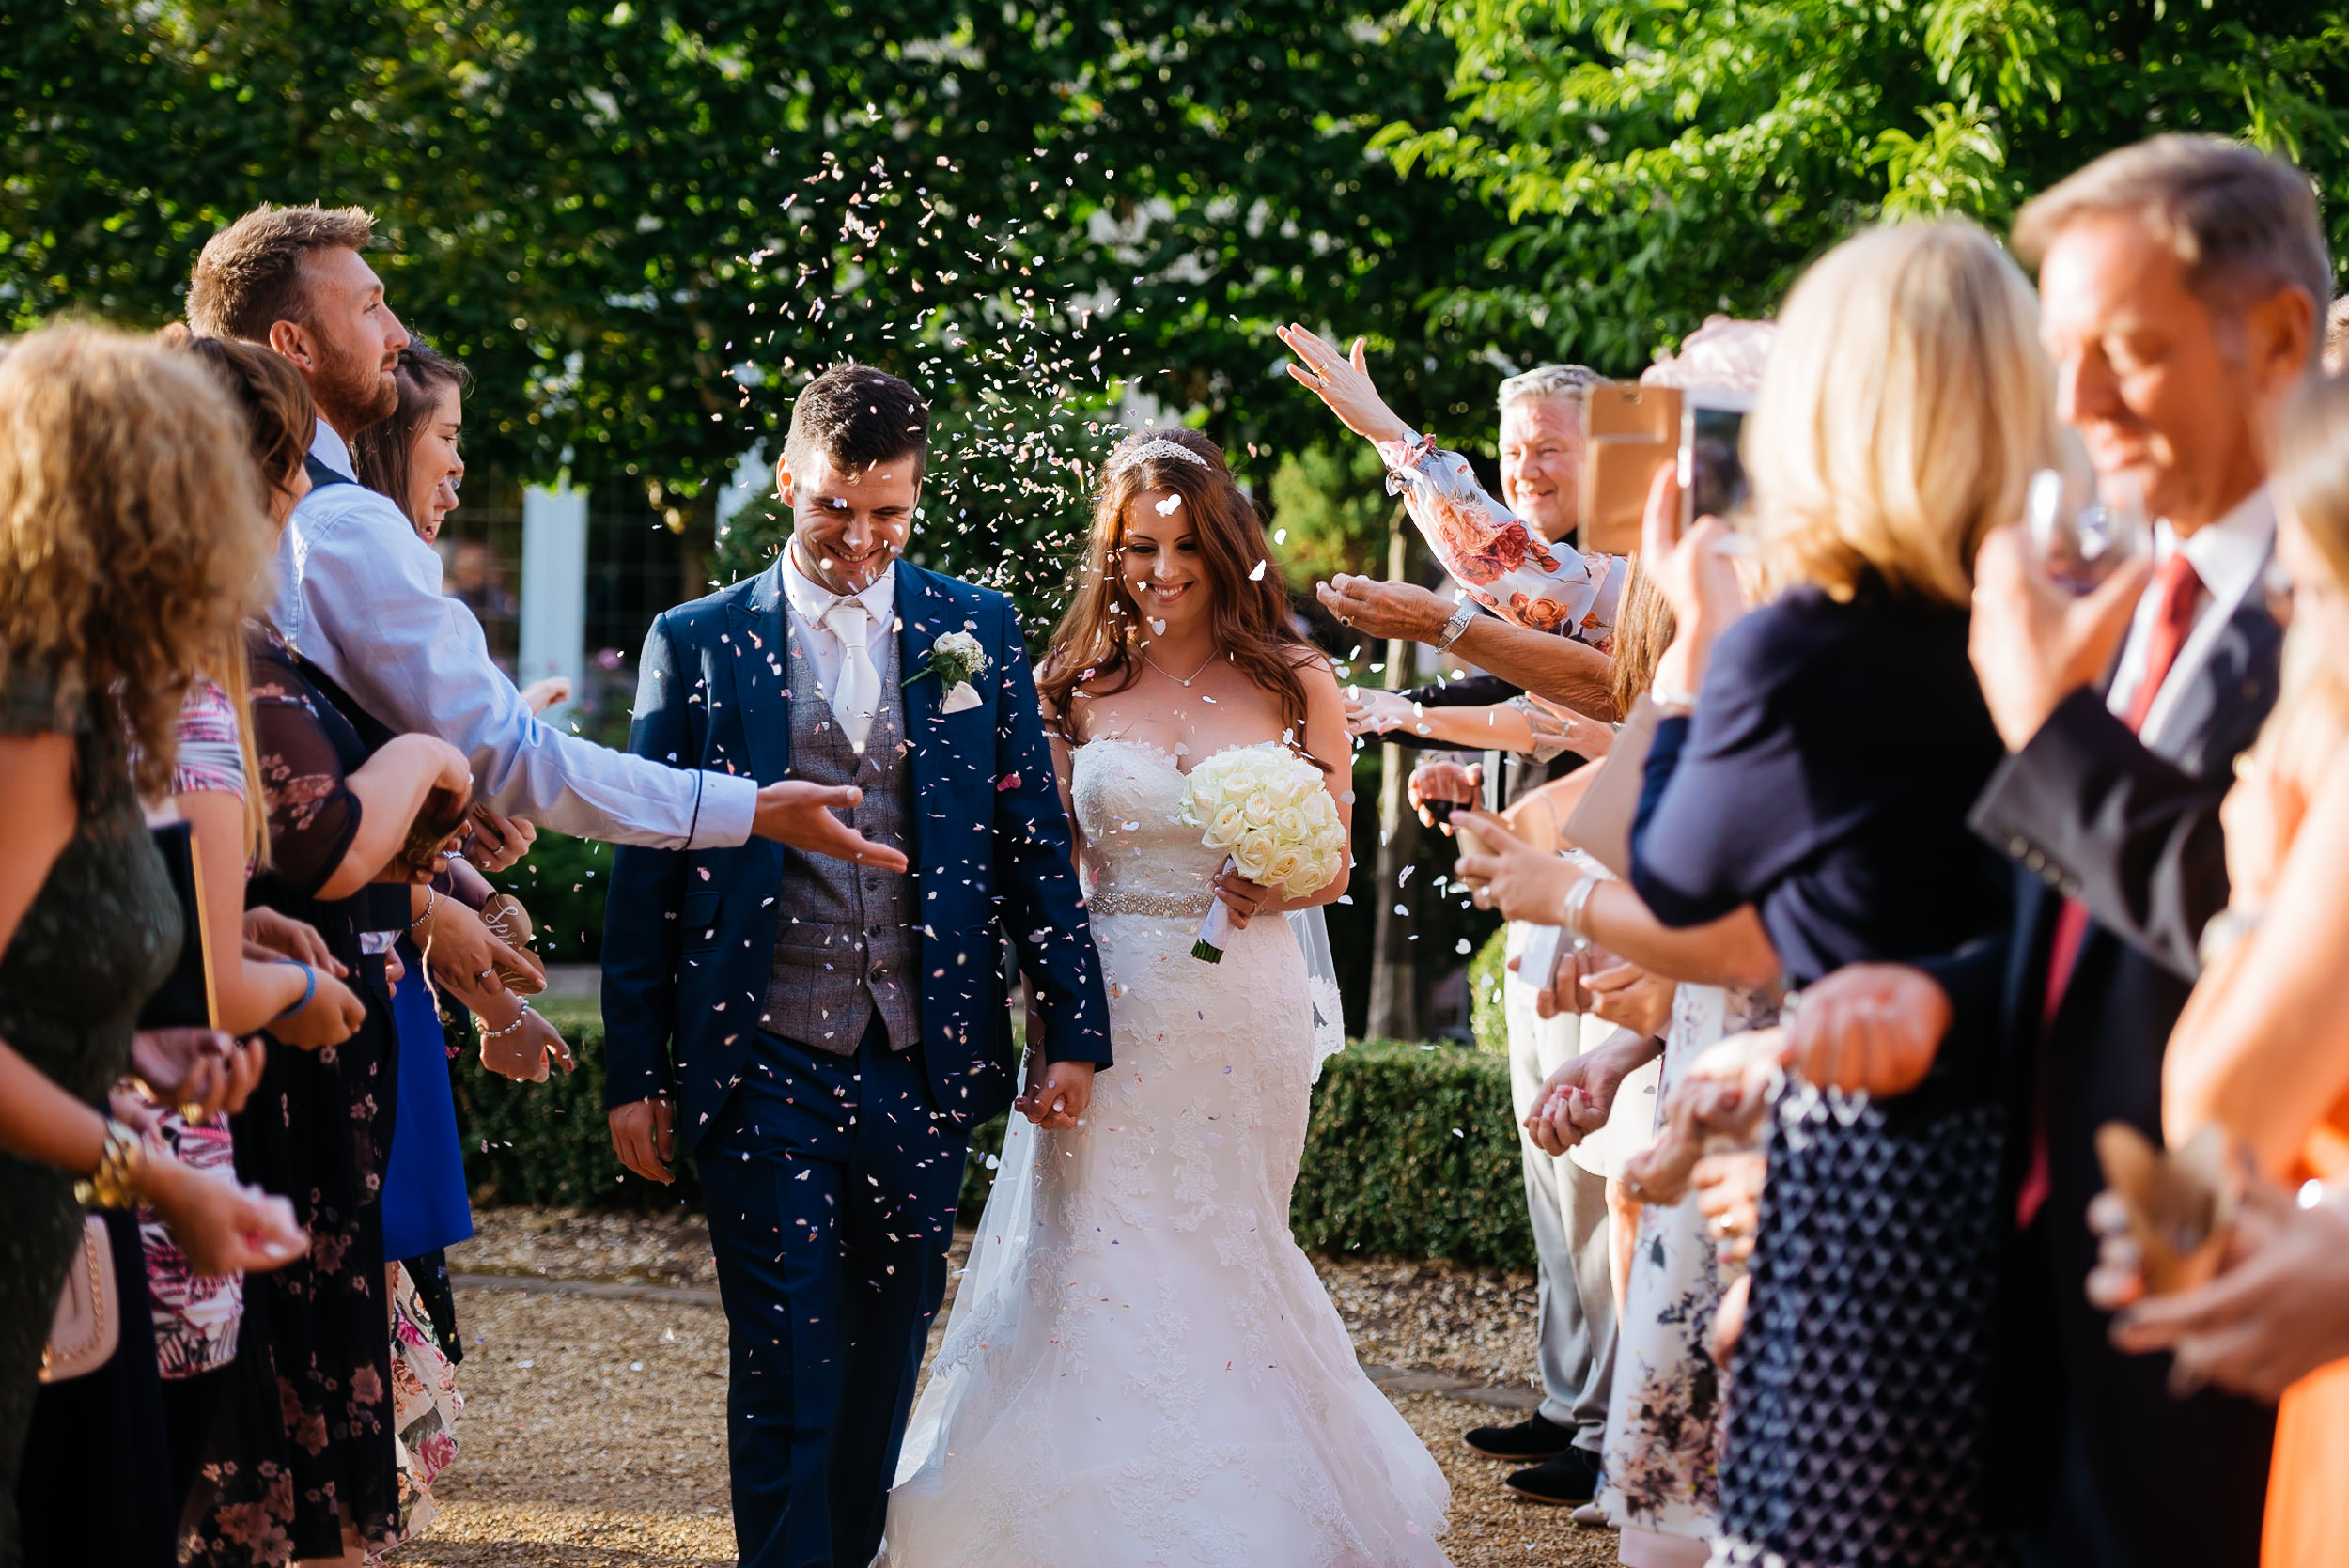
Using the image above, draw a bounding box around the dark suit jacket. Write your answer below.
[599,560,1112,1156]
[1937,593,2282,1568]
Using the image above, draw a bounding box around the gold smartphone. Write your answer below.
[1579,383,1681,555]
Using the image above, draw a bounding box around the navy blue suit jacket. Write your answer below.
[599,559,1112,1155]
[1926,593,2282,1568]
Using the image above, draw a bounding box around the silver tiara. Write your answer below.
[1109,437,1211,476]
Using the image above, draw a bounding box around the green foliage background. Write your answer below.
[13,2,2340,620]
[1379,0,2349,372]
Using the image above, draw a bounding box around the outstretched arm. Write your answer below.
[1280,323,1625,644]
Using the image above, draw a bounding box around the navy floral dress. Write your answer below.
[184,623,400,1566]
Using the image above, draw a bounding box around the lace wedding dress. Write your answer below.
[884,738,1452,1567]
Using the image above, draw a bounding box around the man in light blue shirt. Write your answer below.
[188,201,896,867]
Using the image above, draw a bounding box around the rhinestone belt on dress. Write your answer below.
[1086,890,1212,919]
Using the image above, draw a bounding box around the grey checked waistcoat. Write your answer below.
[759,619,921,1054]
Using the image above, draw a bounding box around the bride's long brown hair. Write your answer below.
[1039,428,1324,767]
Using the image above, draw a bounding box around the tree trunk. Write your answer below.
[1366,510,1422,1042]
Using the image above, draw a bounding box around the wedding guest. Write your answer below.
[1464,219,2047,1565]
[163,337,480,1568]
[2080,365,2349,1568]
[0,324,306,1566]
[1281,328,1621,714]
[184,203,902,872]
[1344,363,1624,1504]
[112,333,374,1544]
[350,342,468,544]
[1908,135,2321,1568]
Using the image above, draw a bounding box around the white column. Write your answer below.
[519,484,587,722]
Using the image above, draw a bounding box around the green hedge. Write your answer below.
[1290,1037,1531,1269]
[1469,926,1510,1058]
[450,1004,1532,1268]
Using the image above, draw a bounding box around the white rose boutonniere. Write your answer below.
[910,628,988,714]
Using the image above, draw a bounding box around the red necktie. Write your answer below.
[2016,552,2202,1226]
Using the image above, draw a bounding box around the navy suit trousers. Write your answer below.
[697,1019,966,1568]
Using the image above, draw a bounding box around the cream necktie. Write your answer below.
[822,598,881,753]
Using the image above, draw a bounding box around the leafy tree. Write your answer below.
[3,0,1532,624]
[1376,0,2349,371]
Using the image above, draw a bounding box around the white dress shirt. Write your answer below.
[780,546,897,703]
[2104,486,2276,751]
[272,421,756,850]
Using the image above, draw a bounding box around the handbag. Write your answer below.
[39,1216,119,1384]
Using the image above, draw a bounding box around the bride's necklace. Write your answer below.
[1138,644,1216,688]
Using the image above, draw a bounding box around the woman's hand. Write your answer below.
[1525,695,1614,759]
[463,805,537,875]
[1523,1031,1659,1157]
[1583,962,1676,1039]
[1693,1148,1768,1265]
[267,964,367,1051]
[1277,325,1410,445]
[2217,757,2289,912]
[142,1155,307,1277]
[1408,760,1480,827]
[130,1028,266,1122]
[1210,864,1279,930]
[418,895,543,997]
[1641,461,1747,700]
[1345,687,1417,737]
[477,1003,573,1083]
[2102,1178,2349,1402]
[242,909,346,977]
[517,677,570,716]
[1780,962,1952,1096]
[1453,810,1578,923]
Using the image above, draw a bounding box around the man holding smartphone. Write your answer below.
[1787,136,2324,1568]
[1339,361,1631,1507]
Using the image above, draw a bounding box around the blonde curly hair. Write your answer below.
[0,323,272,797]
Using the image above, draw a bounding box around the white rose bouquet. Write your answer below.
[1177,743,1349,962]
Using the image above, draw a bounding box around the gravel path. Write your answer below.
[387,1209,1616,1567]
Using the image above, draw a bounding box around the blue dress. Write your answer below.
[1631,580,2017,1568]
[381,933,473,1262]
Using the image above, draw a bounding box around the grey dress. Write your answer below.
[0,670,180,1565]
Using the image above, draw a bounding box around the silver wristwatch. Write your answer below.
[1434,598,1479,652]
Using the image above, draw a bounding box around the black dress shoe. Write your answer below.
[1504,1447,1603,1505]
[1461,1412,1576,1460]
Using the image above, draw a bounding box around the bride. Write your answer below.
[883,429,1451,1566]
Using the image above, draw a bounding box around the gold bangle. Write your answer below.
[74,1117,149,1209]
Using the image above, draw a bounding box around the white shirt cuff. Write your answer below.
[692,770,759,850]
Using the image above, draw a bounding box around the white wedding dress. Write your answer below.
[884,738,1452,1567]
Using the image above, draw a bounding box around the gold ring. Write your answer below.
[179,1102,206,1124]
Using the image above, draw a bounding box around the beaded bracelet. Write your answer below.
[480,1002,534,1040]
[408,885,439,934]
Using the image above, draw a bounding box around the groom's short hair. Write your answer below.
[785,363,929,479]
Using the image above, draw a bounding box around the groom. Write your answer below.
[601,364,1112,1568]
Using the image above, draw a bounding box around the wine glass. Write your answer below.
[2027,459,2149,596]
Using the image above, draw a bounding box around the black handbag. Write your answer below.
[135,820,217,1030]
